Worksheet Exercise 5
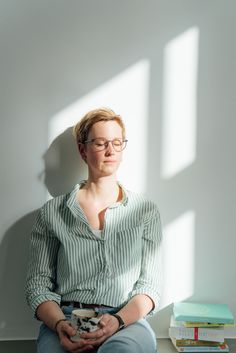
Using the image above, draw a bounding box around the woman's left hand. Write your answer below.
[78,313,120,350]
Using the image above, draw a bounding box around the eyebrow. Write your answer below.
[89,137,123,140]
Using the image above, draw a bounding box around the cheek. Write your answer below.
[117,153,123,163]
[87,153,102,165]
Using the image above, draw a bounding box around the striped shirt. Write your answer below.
[25,181,162,316]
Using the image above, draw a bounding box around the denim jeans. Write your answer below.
[37,305,157,353]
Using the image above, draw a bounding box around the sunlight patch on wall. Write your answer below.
[160,210,195,308]
[48,60,150,194]
[161,27,199,179]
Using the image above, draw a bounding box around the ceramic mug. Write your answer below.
[70,309,101,341]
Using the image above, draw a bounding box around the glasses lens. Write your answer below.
[112,139,123,151]
[93,138,106,151]
[91,138,127,151]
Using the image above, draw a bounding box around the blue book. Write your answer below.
[173,302,234,325]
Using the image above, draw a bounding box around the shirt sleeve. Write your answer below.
[130,203,163,315]
[25,206,61,317]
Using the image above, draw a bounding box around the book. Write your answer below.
[169,316,225,342]
[172,338,225,347]
[183,322,227,328]
[170,338,229,352]
[173,302,234,325]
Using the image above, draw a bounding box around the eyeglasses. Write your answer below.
[84,138,128,152]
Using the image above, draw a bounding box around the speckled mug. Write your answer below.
[70,309,101,342]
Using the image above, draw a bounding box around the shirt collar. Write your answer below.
[66,180,129,215]
[110,181,128,208]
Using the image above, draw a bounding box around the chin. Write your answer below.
[100,166,118,176]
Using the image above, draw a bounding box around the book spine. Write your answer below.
[169,327,225,342]
[176,347,228,352]
[175,339,224,347]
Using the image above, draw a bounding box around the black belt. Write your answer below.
[60,301,113,309]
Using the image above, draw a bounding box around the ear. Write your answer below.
[78,143,87,162]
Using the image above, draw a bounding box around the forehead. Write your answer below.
[89,120,123,138]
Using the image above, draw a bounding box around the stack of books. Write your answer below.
[169,302,234,352]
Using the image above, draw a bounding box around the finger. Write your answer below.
[98,320,106,328]
[98,314,117,330]
[63,325,77,337]
[61,337,91,352]
[85,336,107,348]
[98,314,110,326]
[60,335,79,351]
[77,345,94,353]
[80,328,104,340]
[58,321,76,337]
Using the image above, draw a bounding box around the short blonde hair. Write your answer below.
[73,107,126,144]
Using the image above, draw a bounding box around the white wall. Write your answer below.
[0,0,235,340]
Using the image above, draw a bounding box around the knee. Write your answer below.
[98,339,133,353]
[98,335,156,353]
[98,320,157,353]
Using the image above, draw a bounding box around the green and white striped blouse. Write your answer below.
[25,181,162,316]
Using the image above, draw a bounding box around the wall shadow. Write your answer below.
[43,127,87,197]
[0,129,86,338]
[0,211,39,338]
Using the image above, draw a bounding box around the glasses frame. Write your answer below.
[83,138,128,152]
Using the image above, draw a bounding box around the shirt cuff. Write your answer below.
[28,293,61,319]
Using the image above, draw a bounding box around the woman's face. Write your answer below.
[81,120,124,178]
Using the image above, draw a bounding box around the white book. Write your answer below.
[169,316,225,343]
[170,338,229,352]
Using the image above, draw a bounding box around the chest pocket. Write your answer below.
[108,223,144,272]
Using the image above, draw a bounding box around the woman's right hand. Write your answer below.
[56,320,95,353]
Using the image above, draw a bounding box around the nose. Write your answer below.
[105,141,115,154]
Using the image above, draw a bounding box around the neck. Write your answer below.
[83,175,120,201]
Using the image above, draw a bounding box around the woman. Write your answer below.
[25,107,162,353]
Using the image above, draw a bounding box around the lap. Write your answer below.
[98,319,157,353]
[37,318,157,353]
